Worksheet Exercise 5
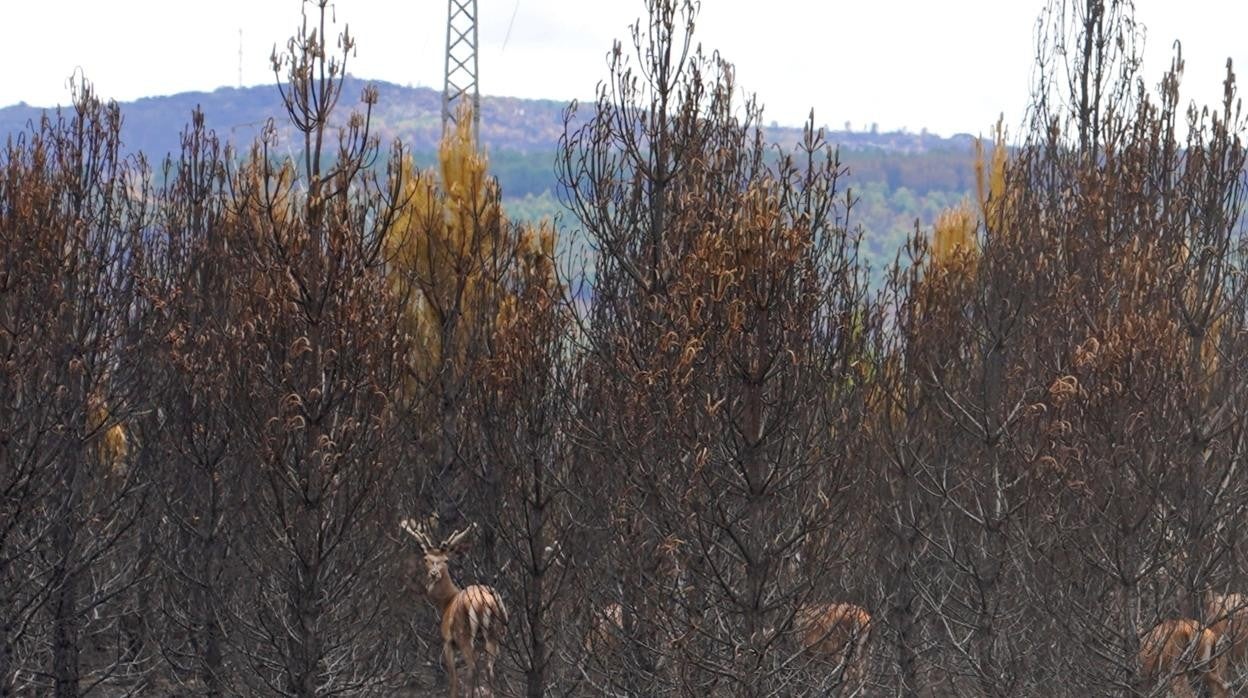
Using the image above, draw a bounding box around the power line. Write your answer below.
[501,0,520,54]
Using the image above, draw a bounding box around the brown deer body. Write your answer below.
[1206,592,1248,683]
[796,602,872,690]
[1138,618,1228,698]
[401,518,508,698]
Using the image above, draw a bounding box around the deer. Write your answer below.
[1137,617,1228,698]
[400,517,509,698]
[1206,592,1248,684]
[581,538,688,680]
[584,601,623,656]
[795,602,873,692]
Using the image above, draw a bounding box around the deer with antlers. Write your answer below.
[400,517,508,698]
[1137,617,1229,698]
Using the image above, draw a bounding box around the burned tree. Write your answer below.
[558,1,880,694]
[0,81,157,696]
[213,2,411,694]
[143,111,245,695]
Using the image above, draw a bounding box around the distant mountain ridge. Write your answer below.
[1,79,562,160]
[0,77,978,164]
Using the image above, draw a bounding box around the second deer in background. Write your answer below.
[796,602,873,691]
[1206,592,1248,685]
[1137,617,1228,698]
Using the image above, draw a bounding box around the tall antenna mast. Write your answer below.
[238,29,244,88]
[442,0,480,141]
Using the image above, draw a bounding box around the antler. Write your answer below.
[440,522,477,551]
[399,516,437,553]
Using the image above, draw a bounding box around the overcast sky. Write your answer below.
[5,1,1246,137]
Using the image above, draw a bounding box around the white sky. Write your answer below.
[4,0,1246,137]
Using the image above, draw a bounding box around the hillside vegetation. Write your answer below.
[1,0,1246,696]
[1,79,979,272]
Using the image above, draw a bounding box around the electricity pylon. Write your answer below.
[443,0,480,140]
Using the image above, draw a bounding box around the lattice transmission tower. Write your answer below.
[443,0,480,140]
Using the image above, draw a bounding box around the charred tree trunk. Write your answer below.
[51,496,80,698]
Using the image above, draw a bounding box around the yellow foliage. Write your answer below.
[496,220,558,331]
[922,119,1014,280]
[975,117,1011,233]
[386,106,505,371]
[88,393,128,471]
[931,201,977,270]
[385,105,560,385]
[516,218,556,276]
[921,118,1013,290]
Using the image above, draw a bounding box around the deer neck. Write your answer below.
[428,573,461,615]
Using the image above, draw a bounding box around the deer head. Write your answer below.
[399,516,477,595]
